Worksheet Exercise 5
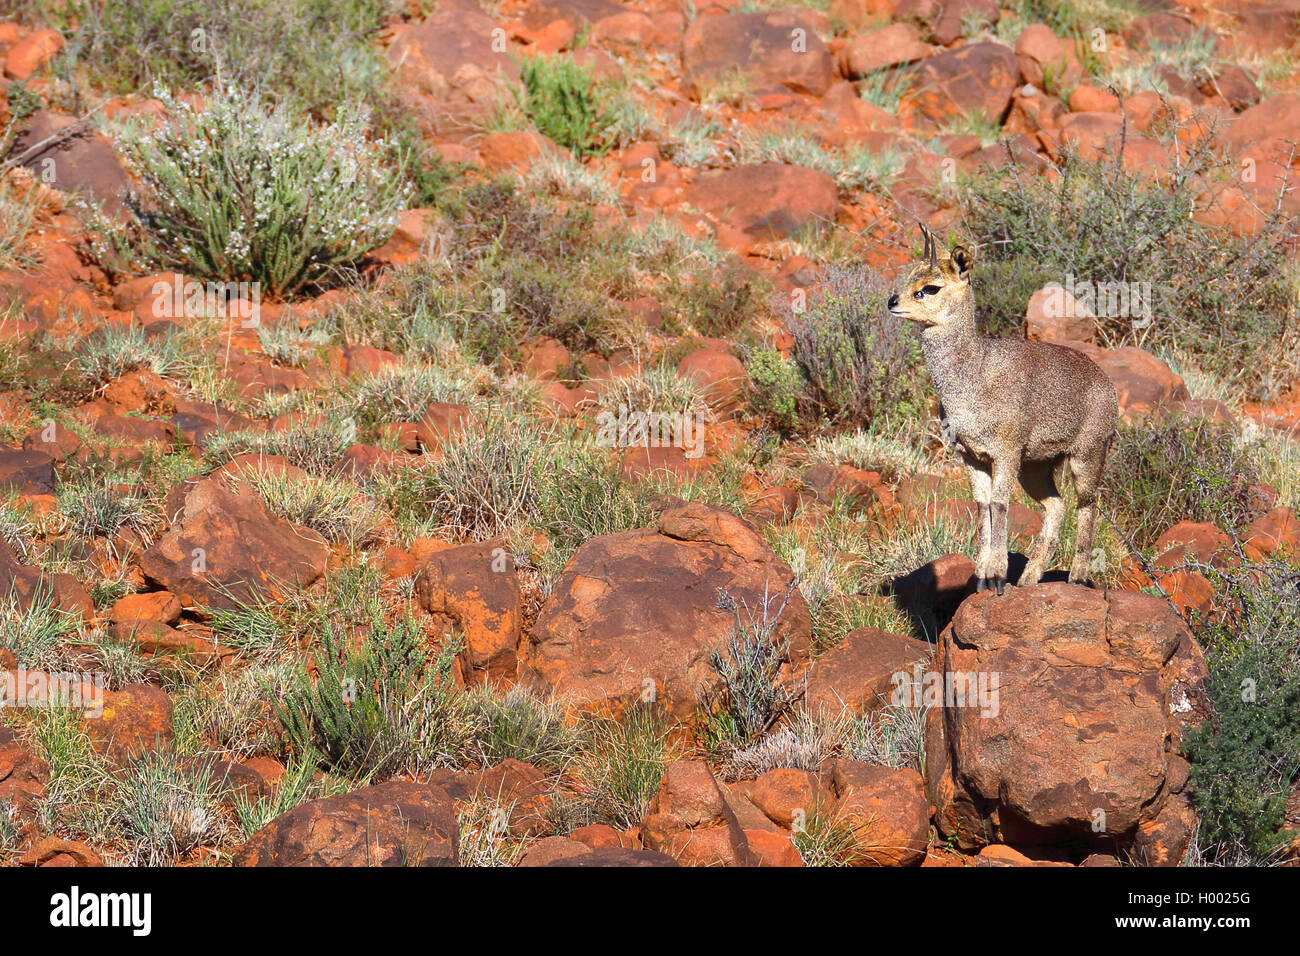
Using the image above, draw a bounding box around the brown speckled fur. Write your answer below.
[888,231,1119,593]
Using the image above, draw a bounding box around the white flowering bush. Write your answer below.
[112,86,410,297]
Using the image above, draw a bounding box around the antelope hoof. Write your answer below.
[995,577,1005,596]
[976,577,988,593]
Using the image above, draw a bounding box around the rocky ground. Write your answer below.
[0,0,1298,867]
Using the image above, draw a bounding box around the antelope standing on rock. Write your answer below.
[887,227,1119,594]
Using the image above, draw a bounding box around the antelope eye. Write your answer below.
[913,284,941,299]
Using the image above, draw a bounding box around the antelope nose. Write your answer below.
[887,294,899,310]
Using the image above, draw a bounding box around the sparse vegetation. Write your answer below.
[0,0,1295,875]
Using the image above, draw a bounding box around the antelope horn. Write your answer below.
[919,223,938,266]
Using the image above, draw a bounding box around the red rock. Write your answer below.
[909,42,1019,128]
[932,0,999,46]
[234,781,458,866]
[682,11,834,98]
[1222,93,1300,164]
[749,768,822,829]
[1065,343,1189,418]
[241,756,287,789]
[800,463,881,510]
[477,130,560,172]
[338,348,392,382]
[519,836,592,866]
[0,447,54,495]
[569,823,626,848]
[0,540,93,623]
[589,12,656,53]
[1025,284,1096,344]
[686,163,839,241]
[416,402,469,452]
[652,760,726,828]
[1132,791,1198,867]
[369,209,438,266]
[1068,84,1121,112]
[385,10,518,104]
[1154,567,1215,616]
[830,761,929,866]
[1125,12,1194,50]
[84,683,174,766]
[1202,65,1260,111]
[804,627,934,716]
[107,621,218,662]
[839,22,929,77]
[17,837,102,867]
[1243,506,1300,561]
[677,348,747,414]
[0,726,49,811]
[427,759,552,836]
[1015,23,1068,90]
[746,828,803,867]
[108,591,183,627]
[524,503,810,717]
[415,539,523,682]
[12,111,132,216]
[641,760,752,866]
[139,477,330,611]
[1152,521,1232,568]
[4,29,63,79]
[927,584,1208,861]
[975,843,1070,866]
[745,486,799,526]
[521,337,570,381]
[21,421,81,464]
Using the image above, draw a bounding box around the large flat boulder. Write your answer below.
[233,781,459,867]
[523,503,811,717]
[682,11,834,98]
[686,163,838,241]
[908,42,1019,127]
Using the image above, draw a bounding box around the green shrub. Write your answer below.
[1106,415,1262,550]
[666,260,762,338]
[56,476,160,552]
[1184,561,1300,864]
[517,55,612,157]
[785,266,927,427]
[1010,0,1135,36]
[746,346,800,431]
[536,442,654,562]
[274,610,470,778]
[962,141,1300,399]
[105,86,409,297]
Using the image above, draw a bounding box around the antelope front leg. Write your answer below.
[965,460,993,592]
[988,454,1020,595]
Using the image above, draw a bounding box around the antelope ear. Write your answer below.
[949,243,975,280]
